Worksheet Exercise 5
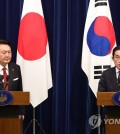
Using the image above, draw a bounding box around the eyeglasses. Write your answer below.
[114,56,120,61]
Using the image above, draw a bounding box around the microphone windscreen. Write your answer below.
[0,75,3,81]
[6,75,10,81]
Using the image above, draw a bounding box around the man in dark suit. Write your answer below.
[98,46,120,117]
[0,39,24,119]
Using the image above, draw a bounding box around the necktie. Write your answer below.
[2,67,8,90]
[118,71,120,88]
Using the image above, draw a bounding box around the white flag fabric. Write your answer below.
[81,0,116,96]
[17,0,52,107]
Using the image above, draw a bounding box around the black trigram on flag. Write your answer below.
[95,0,107,7]
[94,65,111,79]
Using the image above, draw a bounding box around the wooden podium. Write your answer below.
[0,91,30,134]
[97,92,120,134]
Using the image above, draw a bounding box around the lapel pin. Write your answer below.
[12,69,14,71]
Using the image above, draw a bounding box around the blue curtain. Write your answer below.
[0,0,120,134]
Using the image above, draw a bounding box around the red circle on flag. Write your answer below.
[17,12,48,60]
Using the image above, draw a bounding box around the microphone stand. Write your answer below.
[0,75,9,90]
[118,76,120,89]
[0,82,4,90]
[23,107,46,134]
[4,82,8,90]
[0,75,4,90]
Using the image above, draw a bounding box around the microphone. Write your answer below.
[0,75,4,89]
[118,75,120,88]
[4,75,10,90]
[6,75,10,81]
[0,75,4,81]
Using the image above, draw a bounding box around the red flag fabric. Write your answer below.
[17,0,52,107]
[81,0,116,96]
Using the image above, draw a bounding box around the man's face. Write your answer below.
[0,44,12,66]
[113,50,120,70]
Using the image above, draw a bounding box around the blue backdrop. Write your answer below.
[0,0,120,134]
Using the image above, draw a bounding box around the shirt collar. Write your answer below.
[0,64,8,71]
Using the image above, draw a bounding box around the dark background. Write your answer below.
[0,0,120,134]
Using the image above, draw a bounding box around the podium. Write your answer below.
[97,92,120,134]
[0,91,30,134]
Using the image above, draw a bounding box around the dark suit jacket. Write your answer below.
[98,67,119,92]
[0,62,25,117]
[98,67,120,118]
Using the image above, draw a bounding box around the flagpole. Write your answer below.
[98,106,100,134]
[33,108,36,134]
